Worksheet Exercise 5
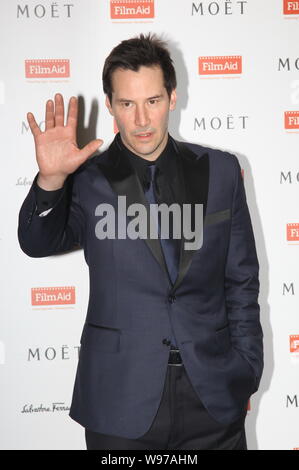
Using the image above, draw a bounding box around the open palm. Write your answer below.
[27,93,103,189]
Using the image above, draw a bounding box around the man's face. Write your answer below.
[105,65,176,161]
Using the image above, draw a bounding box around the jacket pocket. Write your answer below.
[80,322,121,353]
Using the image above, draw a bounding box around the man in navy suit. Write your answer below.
[18,33,263,450]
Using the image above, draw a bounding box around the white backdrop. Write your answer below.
[0,0,298,450]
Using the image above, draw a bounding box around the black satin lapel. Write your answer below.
[97,137,169,278]
[171,139,210,292]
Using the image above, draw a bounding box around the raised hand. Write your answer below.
[27,93,103,190]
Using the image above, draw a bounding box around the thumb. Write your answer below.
[79,139,104,161]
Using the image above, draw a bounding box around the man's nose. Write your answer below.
[135,105,150,128]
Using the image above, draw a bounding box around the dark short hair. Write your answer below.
[102,33,177,104]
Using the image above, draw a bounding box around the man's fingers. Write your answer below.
[45,99,55,130]
[66,96,78,130]
[27,112,41,137]
[79,139,103,162]
[54,93,64,126]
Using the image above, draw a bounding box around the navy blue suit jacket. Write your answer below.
[18,135,263,439]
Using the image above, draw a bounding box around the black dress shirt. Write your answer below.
[115,132,180,208]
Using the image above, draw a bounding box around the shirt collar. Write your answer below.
[116,132,175,183]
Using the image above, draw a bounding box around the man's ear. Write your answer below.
[169,89,177,111]
[105,95,114,116]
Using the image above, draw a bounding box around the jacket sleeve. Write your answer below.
[224,155,263,392]
[17,170,85,257]
[34,183,64,216]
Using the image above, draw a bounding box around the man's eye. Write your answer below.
[123,102,132,108]
[149,99,157,105]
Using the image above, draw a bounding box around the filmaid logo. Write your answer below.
[31,286,75,306]
[284,1,299,15]
[286,223,299,241]
[290,335,299,363]
[290,335,299,353]
[198,56,242,76]
[25,59,70,78]
[285,111,299,129]
[110,0,155,19]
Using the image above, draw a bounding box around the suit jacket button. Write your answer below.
[168,295,176,304]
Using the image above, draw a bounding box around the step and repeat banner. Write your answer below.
[0,0,298,450]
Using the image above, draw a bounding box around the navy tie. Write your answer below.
[144,164,180,348]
